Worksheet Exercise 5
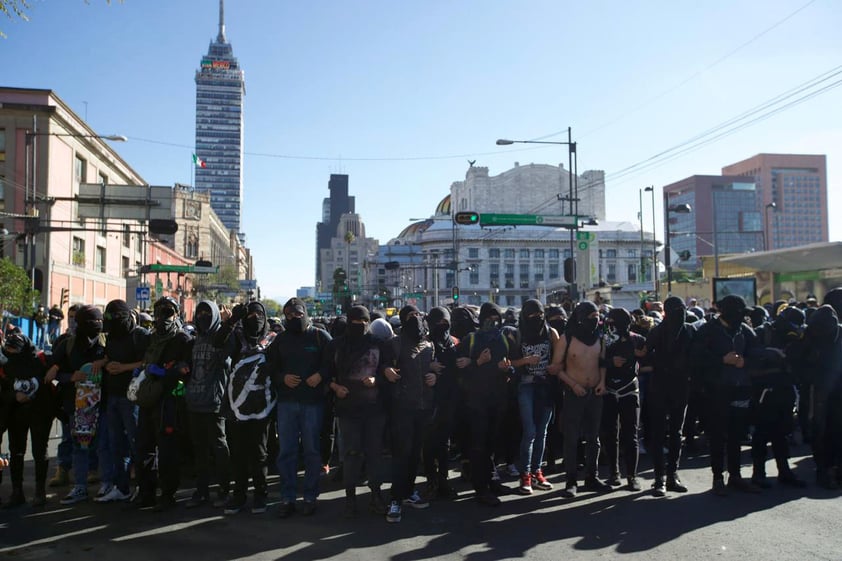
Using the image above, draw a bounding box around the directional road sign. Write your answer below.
[480,214,578,227]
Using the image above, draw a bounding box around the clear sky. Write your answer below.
[3,0,840,302]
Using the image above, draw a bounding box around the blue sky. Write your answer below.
[3,0,840,301]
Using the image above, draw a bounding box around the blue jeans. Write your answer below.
[72,411,111,487]
[107,396,138,493]
[276,401,324,502]
[518,382,555,475]
[57,419,73,470]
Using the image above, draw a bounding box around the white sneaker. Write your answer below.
[95,486,131,503]
[96,483,114,498]
[60,485,89,505]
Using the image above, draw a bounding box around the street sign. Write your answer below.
[154,278,163,299]
[578,241,589,251]
[576,231,595,241]
[238,279,257,290]
[480,213,577,227]
[136,286,150,301]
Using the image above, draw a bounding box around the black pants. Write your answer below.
[227,417,270,499]
[647,389,687,480]
[810,379,842,474]
[339,413,385,491]
[187,411,231,497]
[707,390,750,479]
[390,408,432,502]
[467,405,504,493]
[562,389,602,485]
[423,398,457,482]
[600,391,640,479]
[751,385,796,477]
[7,404,51,492]
[136,403,181,501]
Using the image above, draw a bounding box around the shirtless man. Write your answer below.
[554,301,611,496]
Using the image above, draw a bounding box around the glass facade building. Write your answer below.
[194,0,245,237]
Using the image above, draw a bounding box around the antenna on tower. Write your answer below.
[217,0,226,42]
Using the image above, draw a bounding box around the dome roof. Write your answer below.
[396,219,433,240]
[435,194,451,216]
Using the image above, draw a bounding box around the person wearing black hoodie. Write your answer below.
[421,306,461,501]
[134,296,193,510]
[1,327,50,507]
[217,300,277,514]
[692,295,763,496]
[644,296,696,496]
[557,301,610,497]
[268,297,332,518]
[97,299,149,503]
[381,305,437,522]
[456,302,516,507]
[184,300,236,508]
[323,305,387,517]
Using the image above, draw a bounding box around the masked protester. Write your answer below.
[557,301,610,497]
[322,305,388,517]
[94,300,149,503]
[44,305,107,506]
[134,297,192,511]
[456,302,517,507]
[380,305,437,523]
[510,299,560,496]
[266,298,332,518]
[692,295,763,496]
[182,301,237,508]
[421,306,461,502]
[46,304,81,489]
[1,328,50,508]
[798,304,842,489]
[643,296,697,496]
[747,306,806,488]
[600,307,645,492]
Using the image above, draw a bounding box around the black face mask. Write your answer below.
[286,317,303,334]
[104,312,131,336]
[430,323,449,340]
[244,315,265,338]
[581,317,598,333]
[403,316,424,340]
[548,319,566,333]
[525,315,544,332]
[721,311,745,327]
[348,323,366,338]
[611,317,631,335]
[195,311,213,334]
[481,318,500,331]
[78,320,103,346]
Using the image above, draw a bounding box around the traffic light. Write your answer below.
[60,287,69,307]
[454,212,480,225]
[451,286,460,301]
[563,257,576,283]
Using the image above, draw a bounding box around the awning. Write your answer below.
[719,242,842,273]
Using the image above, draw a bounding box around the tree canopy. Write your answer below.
[0,258,39,317]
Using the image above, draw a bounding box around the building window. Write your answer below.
[563,249,572,259]
[490,263,500,283]
[549,263,559,279]
[534,249,544,259]
[548,249,559,259]
[606,249,617,258]
[123,224,131,248]
[519,264,530,288]
[72,236,85,267]
[627,263,637,282]
[468,247,480,259]
[520,249,530,259]
[95,245,106,273]
[504,249,515,259]
[122,256,130,278]
[607,263,616,283]
[469,270,479,285]
[74,155,87,183]
[0,129,5,162]
[489,248,500,259]
[99,172,108,185]
[505,263,515,288]
[627,249,637,258]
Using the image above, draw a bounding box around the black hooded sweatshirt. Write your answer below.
[645,297,697,396]
[457,302,516,408]
[0,332,49,416]
[103,299,149,397]
[380,305,436,412]
[186,300,236,413]
[427,306,460,405]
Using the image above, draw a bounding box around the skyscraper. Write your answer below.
[315,174,355,289]
[195,0,245,238]
[721,154,828,251]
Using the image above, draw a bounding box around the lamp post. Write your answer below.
[663,192,692,296]
[644,186,657,293]
[764,202,777,251]
[497,127,578,299]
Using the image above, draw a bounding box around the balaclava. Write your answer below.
[822,288,842,319]
[749,306,769,329]
[282,297,309,335]
[546,305,567,334]
[568,301,600,345]
[244,301,268,345]
[330,316,348,338]
[519,299,547,344]
[75,305,104,347]
[772,306,806,346]
[450,306,478,339]
[427,306,452,345]
[478,302,503,332]
[347,305,371,339]
[664,296,687,331]
[103,299,134,337]
[399,305,424,341]
[194,300,220,336]
[805,304,839,345]
[153,297,180,338]
[607,307,632,337]
[718,295,747,329]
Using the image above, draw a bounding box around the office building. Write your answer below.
[315,174,355,289]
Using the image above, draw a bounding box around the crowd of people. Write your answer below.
[1,289,840,523]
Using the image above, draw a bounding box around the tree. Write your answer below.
[1,1,120,38]
[262,298,282,317]
[0,257,39,317]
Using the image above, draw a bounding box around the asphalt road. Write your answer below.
[1,438,840,561]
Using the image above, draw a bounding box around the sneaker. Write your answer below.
[277,500,296,518]
[607,473,622,487]
[386,500,402,522]
[518,473,533,495]
[476,490,501,506]
[727,476,761,494]
[251,495,267,514]
[751,475,772,489]
[403,490,430,509]
[369,488,387,515]
[61,485,89,505]
[224,495,247,515]
[185,493,208,508]
[95,486,131,503]
[299,499,317,516]
[532,470,553,491]
[561,485,578,498]
[506,464,520,478]
[95,483,113,499]
[666,475,689,493]
[712,477,728,497]
[627,477,642,492]
[582,477,612,493]
[652,478,666,497]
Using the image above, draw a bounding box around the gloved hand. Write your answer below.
[230,304,248,324]
[147,364,167,377]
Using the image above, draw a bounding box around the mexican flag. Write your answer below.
[192,153,207,168]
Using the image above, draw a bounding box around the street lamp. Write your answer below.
[644,186,657,293]
[664,192,692,295]
[764,202,777,251]
[496,127,578,299]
